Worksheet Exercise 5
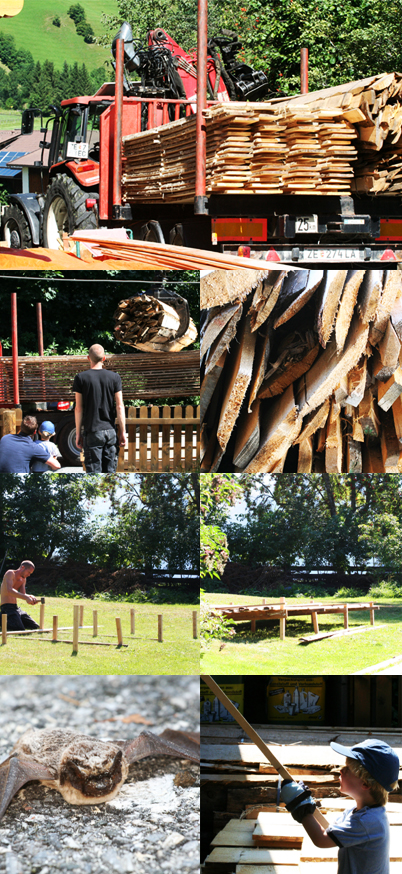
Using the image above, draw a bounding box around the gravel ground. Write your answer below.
[0,675,200,874]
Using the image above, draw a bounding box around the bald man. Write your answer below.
[73,344,127,473]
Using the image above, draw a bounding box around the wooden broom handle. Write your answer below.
[201,674,329,828]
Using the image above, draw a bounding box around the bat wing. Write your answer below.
[0,753,54,820]
[123,730,200,765]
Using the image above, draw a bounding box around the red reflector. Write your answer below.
[75,161,96,173]
[57,401,70,410]
[86,198,97,209]
[266,247,281,262]
[380,248,397,261]
[238,245,251,257]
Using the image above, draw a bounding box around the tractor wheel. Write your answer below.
[43,174,98,249]
[1,204,33,249]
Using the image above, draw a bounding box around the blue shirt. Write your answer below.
[327,804,389,874]
[0,433,51,473]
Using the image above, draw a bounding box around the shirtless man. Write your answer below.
[0,561,40,631]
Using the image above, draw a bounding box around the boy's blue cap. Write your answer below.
[39,420,55,436]
[330,739,400,791]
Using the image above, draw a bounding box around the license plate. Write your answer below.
[301,248,364,260]
[295,215,318,233]
[67,141,89,159]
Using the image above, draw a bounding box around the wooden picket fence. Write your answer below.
[118,405,200,471]
[0,405,200,471]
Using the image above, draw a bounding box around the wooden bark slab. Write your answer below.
[204,304,243,373]
[357,270,383,324]
[317,270,348,347]
[297,436,313,472]
[217,315,257,453]
[294,399,331,444]
[335,270,365,351]
[243,385,301,472]
[274,270,324,329]
[296,316,370,417]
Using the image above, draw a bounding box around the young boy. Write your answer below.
[30,421,61,472]
[281,738,400,874]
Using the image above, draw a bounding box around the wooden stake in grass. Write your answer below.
[73,605,79,654]
[343,604,349,629]
[52,615,58,642]
[39,597,45,630]
[370,601,375,625]
[93,610,98,637]
[192,610,197,639]
[79,605,84,627]
[279,597,286,640]
[2,613,7,645]
[130,609,135,635]
[158,614,163,642]
[116,617,123,646]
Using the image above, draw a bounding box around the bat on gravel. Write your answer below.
[0,727,200,818]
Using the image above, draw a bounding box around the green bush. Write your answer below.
[52,15,61,27]
[200,599,236,649]
[334,586,366,598]
[368,579,402,598]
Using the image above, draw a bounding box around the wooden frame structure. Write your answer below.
[211,598,379,639]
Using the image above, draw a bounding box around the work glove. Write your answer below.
[281,779,316,822]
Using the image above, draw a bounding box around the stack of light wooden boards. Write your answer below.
[200,266,402,472]
[122,73,402,198]
[201,726,402,873]
[113,293,197,352]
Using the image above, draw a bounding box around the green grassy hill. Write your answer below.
[0,0,118,72]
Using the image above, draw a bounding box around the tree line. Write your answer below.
[201,473,402,576]
[0,473,199,573]
[0,32,105,111]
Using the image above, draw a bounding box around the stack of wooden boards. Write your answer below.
[201,726,402,873]
[200,266,402,472]
[113,294,197,352]
[122,72,402,197]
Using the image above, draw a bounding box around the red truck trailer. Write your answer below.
[1,7,402,264]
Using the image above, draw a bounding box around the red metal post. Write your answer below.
[36,302,44,356]
[301,48,309,94]
[11,293,19,405]
[112,38,124,216]
[194,0,208,214]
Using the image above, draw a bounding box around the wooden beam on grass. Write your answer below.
[299,623,385,643]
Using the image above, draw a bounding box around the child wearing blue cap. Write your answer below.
[281,738,400,874]
[31,421,61,473]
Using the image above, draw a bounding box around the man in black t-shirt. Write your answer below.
[73,344,127,473]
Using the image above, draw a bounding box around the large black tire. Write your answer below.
[1,204,33,249]
[43,173,98,249]
[56,421,81,466]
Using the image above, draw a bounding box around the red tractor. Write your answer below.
[0,23,268,249]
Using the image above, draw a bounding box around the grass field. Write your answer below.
[201,592,402,674]
[0,0,116,71]
[0,597,200,675]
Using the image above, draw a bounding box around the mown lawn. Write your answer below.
[201,592,402,674]
[0,597,200,675]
